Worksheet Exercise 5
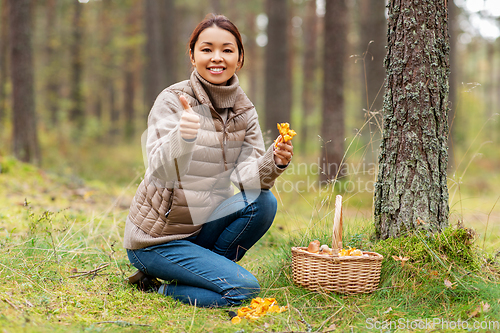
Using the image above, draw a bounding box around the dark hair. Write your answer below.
[189,14,245,69]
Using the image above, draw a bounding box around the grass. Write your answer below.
[1,141,500,332]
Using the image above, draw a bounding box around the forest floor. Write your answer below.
[0,154,499,333]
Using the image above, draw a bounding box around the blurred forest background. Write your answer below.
[0,0,499,213]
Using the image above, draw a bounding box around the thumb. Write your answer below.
[179,95,192,112]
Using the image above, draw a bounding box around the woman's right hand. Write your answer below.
[178,95,200,140]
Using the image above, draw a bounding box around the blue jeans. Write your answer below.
[127,189,277,308]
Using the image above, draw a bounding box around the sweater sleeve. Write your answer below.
[144,89,197,183]
[230,110,286,190]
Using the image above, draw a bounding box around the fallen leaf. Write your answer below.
[469,309,479,318]
[324,323,336,332]
[383,307,393,314]
[416,218,427,225]
[430,270,439,276]
[392,255,410,266]
[444,279,456,289]
[481,302,490,313]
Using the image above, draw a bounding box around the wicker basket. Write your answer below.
[291,195,383,294]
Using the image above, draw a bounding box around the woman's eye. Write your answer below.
[201,48,211,52]
[224,49,234,53]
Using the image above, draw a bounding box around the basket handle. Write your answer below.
[331,195,343,255]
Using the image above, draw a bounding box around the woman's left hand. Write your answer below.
[274,140,294,166]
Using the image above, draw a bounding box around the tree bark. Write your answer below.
[124,0,141,141]
[9,0,40,164]
[320,0,347,183]
[209,0,221,15]
[108,83,119,139]
[359,0,387,113]
[358,0,386,160]
[69,0,84,130]
[245,11,258,103]
[300,0,318,151]
[447,0,458,170]
[374,0,450,239]
[264,0,291,138]
[0,0,9,128]
[101,0,119,140]
[45,0,60,127]
[144,0,164,111]
[160,0,176,88]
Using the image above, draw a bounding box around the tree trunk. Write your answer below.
[300,0,317,151]
[245,11,258,103]
[9,0,40,164]
[264,0,291,138]
[359,0,387,113]
[124,69,135,141]
[160,0,176,88]
[108,83,119,139]
[374,0,450,239]
[69,0,84,130]
[45,0,60,127]
[144,0,164,111]
[486,42,496,142]
[320,0,347,183]
[209,0,221,14]
[124,0,141,141]
[358,0,386,161]
[100,0,119,140]
[447,0,458,170]
[0,0,9,128]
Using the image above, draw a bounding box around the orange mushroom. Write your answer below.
[275,122,297,148]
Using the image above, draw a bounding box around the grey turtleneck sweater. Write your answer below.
[193,70,239,122]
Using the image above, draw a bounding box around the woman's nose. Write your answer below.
[211,51,223,62]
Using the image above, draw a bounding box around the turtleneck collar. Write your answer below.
[193,69,239,110]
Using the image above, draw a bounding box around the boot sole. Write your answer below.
[128,270,145,285]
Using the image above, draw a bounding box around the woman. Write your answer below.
[124,14,294,308]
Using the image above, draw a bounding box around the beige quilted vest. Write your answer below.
[127,72,282,238]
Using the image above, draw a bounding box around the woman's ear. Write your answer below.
[189,49,195,65]
[236,55,243,70]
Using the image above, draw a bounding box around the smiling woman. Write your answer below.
[123,14,296,308]
[189,26,243,85]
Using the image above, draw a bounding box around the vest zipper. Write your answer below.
[164,187,174,218]
[222,125,228,171]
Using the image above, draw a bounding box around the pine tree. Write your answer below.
[374,0,450,239]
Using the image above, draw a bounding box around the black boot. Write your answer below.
[128,270,162,292]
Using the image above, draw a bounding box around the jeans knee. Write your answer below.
[259,190,277,215]
[224,276,261,305]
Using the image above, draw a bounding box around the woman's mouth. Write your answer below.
[208,67,225,74]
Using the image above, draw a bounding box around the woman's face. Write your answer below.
[190,26,242,85]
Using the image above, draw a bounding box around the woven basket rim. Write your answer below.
[291,246,384,261]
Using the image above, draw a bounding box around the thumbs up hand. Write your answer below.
[179,95,200,140]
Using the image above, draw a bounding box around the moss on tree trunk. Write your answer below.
[374,0,450,239]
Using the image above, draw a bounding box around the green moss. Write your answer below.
[372,225,481,273]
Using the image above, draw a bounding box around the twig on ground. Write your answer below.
[294,307,312,332]
[68,263,109,278]
[316,305,343,332]
[0,262,54,295]
[96,320,150,327]
[2,297,19,310]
